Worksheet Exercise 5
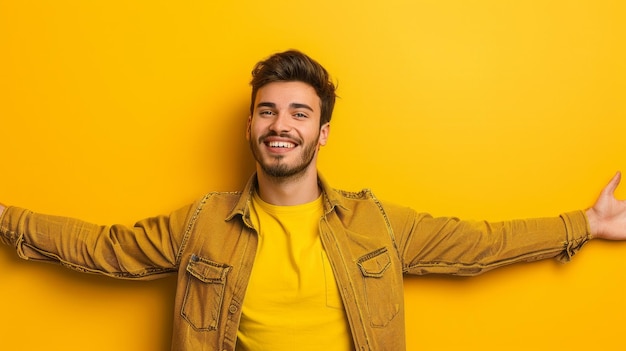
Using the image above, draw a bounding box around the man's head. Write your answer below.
[249,50,336,127]
[246,51,335,182]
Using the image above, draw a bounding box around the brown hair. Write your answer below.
[249,50,336,126]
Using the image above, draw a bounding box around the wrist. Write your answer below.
[585,208,600,239]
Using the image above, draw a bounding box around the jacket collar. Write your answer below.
[225,172,348,223]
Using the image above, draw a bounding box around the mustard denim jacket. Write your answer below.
[0,174,591,351]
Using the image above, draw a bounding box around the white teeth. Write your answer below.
[268,141,295,148]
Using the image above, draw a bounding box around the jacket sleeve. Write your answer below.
[0,203,196,280]
[384,203,592,276]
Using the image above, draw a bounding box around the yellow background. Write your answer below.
[1,0,625,350]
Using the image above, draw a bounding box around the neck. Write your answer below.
[256,166,320,206]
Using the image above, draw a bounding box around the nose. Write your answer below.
[269,111,291,133]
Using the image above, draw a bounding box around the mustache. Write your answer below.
[257,131,302,145]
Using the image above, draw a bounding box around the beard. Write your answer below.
[249,130,319,179]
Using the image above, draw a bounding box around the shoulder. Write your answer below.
[196,191,244,208]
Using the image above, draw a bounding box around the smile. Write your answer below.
[267,141,296,148]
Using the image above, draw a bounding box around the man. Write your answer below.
[1,50,625,351]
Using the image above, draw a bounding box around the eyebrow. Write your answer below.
[256,102,315,112]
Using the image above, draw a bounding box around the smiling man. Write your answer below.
[1,50,626,351]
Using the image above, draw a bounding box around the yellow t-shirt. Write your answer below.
[236,192,353,351]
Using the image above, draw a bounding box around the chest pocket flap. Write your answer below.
[186,254,230,283]
[357,247,391,278]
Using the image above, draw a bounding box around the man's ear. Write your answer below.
[246,115,252,141]
[318,122,330,146]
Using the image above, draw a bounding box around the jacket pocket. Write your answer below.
[357,247,400,327]
[181,254,231,331]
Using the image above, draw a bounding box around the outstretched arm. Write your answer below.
[586,172,626,240]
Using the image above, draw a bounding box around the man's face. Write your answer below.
[247,81,329,179]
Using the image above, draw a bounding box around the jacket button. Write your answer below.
[228,304,238,313]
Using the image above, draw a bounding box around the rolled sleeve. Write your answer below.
[556,210,592,262]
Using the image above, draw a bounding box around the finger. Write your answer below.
[602,171,622,196]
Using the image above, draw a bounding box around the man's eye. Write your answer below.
[260,111,274,116]
[294,112,307,118]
